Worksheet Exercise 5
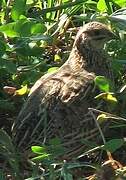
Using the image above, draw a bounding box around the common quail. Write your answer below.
[12,21,115,159]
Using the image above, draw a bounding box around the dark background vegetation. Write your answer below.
[1,0,126,179]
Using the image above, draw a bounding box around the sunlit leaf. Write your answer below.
[102,139,124,153]
[31,154,50,161]
[0,22,19,37]
[95,92,117,103]
[15,85,28,95]
[31,146,46,154]
[94,76,110,92]
[97,113,108,123]
[0,18,27,37]
[112,0,126,7]
[106,94,117,102]
[31,146,50,161]
[97,0,108,12]
[26,0,34,4]
[48,67,59,73]
[31,23,47,34]
[0,19,47,37]
[54,54,61,62]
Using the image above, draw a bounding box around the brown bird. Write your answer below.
[12,21,115,159]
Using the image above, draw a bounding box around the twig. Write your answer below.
[88,108,126,121]
[89,109,106,144]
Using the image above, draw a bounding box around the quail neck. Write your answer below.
[67,22,115,77]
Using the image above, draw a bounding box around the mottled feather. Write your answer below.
[12,21,115,159]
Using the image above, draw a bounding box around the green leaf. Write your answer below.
[31,154,50,161]
[16,42,44,56]
[54,54,61,62]
[31,146,46,154]
[19,22,32,37]
[62,172,73,180]
[31,146,51,162]
[94,76,110,92]
[115,59,126,64]
[0,100,15,111]
[31,23,47,34]
[112,0,126,7]
[11,0,26,21]
[0,19,47,37]
[26,0,34,4]
[49,137,62,145]
[62,164,73,180]
[0,40,6,56]
[15,85,28,95]
[0,22,19,37]
[48,67,59,73]
[97,113,108,123]
[81,139,97,148]
[17,21,47,37]
[48,138,65,156]
[95,92,117,103]
[102,139,124,153]
[0,170,5,180]
[0,129,15,153]
[97,0,108,12]
[105,93,117,102]
[0,58,17,73]
[0,19,28,37]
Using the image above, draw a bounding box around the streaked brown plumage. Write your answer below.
[12,22,115,159]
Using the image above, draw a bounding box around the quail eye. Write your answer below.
[94,30,100,36]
